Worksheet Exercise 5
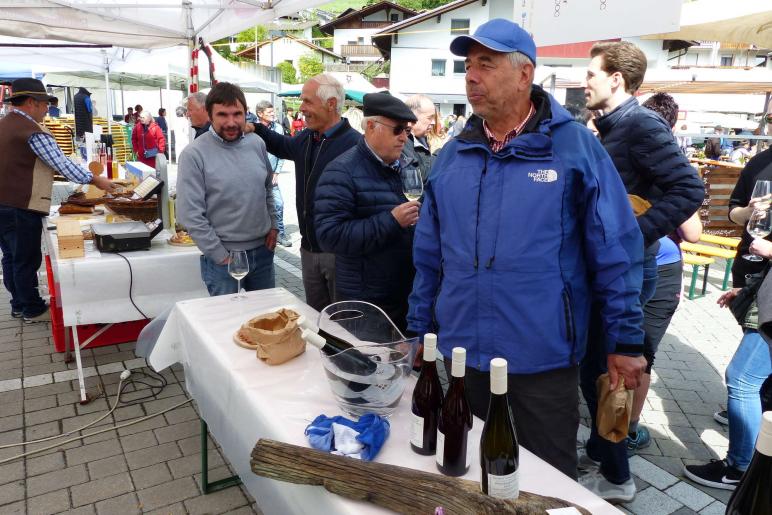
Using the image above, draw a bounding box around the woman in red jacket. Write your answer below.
[132,111,166,168]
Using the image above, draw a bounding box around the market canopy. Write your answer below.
[643,0,772,48]
[0,0,330,49]
[279,89,370,104]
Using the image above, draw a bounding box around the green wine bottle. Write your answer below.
[480,358,519,500]
[436,347,473,476]
[725,411,772,515]
[410,333,444,455]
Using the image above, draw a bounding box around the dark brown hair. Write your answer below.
[642,92,679,128]
[590,41,647,94]
[205,82,247,118]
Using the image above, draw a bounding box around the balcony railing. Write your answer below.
[360,20,392,29]
[340,44,382,57]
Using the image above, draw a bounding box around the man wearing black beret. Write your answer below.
[314,92,418,330]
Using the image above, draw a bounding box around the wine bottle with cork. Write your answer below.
[410,333,444,455]
[436,347,473,476]
[725,411,772,514]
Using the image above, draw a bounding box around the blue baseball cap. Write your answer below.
[450,18,536,64]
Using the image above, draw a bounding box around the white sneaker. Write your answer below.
[579,471,636,502]
[23,309,50,324]
[577,447,601,471]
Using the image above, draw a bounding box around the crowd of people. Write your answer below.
[1,16,771,507]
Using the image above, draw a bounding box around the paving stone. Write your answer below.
[71,472,134,507]
[178,434,216,456]
[143,501,188,515]
[629,455,680,490]
[183,485,249,514]
[27,464,89,496]
[87,454,129,480]
[24,381,72,399]
[141,394,191,414]
[25,394,58,412]
[0,400,22,417]
[22,373,53,388]
[0,415,23,433]
[112,404,145,423]
[130,463,173,490]
[95,492,142,515]
[61,412,114,434]
[116,413,168,437]
[700,501,728,515]
[154,419,199,444]
[26,450,66,476]
[66,439,123,466]
[0,480,24,505]
[96,362,126,375]
[0,500,25,514]
[0,358,22,371]
[656,439,714,460]
[136,477,199,512]
[164,405,198,425]
[26,488,70,515]
[0,461,24,486]
[622,486,684,515]
[0,378,22,393]
[24,353,52,366]
[90,345,122,356]
[665,482,715,511]
[75,398,110,416]
[167,450,224,479]
[23,362,68,376]
[125,441,182,470]
[670,508,700,515]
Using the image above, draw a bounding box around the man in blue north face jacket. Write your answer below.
[407,19,645,481]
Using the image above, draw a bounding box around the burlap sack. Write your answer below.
[234,308,305,365]
[595,373,634,443]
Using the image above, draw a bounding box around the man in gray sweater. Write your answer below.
[177,82,278,296]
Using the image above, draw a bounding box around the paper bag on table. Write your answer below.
[595,373,633,443]
[235,308,305,365]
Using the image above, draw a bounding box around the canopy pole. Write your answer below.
[102,50,112,131]
[166,64,173,163]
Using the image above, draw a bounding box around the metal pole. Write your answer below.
[102,50,112,131]
[166,65,173,163]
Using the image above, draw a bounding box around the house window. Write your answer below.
[431,59,446,76]
[451,19,470,35]
[453,60,465,74]
[390,13,400,22]
[358,37,365,44]
[720,55,733,66]
[348,40,357,45]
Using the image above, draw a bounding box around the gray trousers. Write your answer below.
[300,248,336,312]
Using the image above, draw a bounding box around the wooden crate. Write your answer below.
[56,219,85,259]
[691,159,743,238]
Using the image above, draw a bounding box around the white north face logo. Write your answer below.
[528,169,558,183]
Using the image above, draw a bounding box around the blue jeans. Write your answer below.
[272,185,285,239]
[580,243,658,484]
[199,246,275,297]
[0,206,48,317]
[726,330,772,471]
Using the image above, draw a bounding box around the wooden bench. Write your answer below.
[682,254,715,299]
[680,241,738,292]
[699,234,740,249]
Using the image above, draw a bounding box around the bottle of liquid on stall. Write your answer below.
[410,333,444,455]
[725,411,772,515]
[436,347,473,476]
[106,147,113,179]
[480,357,519,500]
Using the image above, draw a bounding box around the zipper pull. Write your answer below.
[485,256,495,269]
[474,257,478,269]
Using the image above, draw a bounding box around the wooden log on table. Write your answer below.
[251,439,590,515]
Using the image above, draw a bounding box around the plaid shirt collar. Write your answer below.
[12,108,40,125]
[483,101,535,153]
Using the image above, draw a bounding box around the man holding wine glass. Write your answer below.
[176,82,278,297]
[314,92,419,331]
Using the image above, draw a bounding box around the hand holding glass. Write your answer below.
[744,209,772,262]
[401,168,423,202]
[750,180,772,211]
[228,250,249,299]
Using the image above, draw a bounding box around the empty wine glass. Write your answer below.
[750,180,772,210]
[401,167,423,202]
[228,250,249,299]
[744,208,772,262]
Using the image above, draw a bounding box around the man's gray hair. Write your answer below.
[361,115,377,131]
[404,94,434,113]
[256,100,273,113]
[310,73,345,114]
[187,92,207,107]
[507,51,533,70]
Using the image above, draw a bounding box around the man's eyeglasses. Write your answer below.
[373,119,412,136]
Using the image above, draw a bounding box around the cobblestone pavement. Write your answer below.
[0,163,750,514]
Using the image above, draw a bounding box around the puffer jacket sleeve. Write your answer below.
[254,121,299,161]
[628,118,705,246]
[314,162,403,257]
[579,137,645,355]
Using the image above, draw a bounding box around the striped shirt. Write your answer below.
[483,102,535,153]
[13,109,93,184]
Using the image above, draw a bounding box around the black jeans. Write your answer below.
[0,206,47,317]
[445,359,580,480]
[642,260,682,373]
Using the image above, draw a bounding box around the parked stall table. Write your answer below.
[148,288,622,515]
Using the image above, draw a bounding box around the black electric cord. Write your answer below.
[114,252,149,320]
[118,366,169,406]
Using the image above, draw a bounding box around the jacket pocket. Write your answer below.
[562,287,577,365]
[430,259,444,333]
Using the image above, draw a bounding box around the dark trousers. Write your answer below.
[0,206,47,317]
[448,360,580,480]
[642,260,683,373]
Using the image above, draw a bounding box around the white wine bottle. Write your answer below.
[410,333,444,455]
[436,347,473,476]
[725,411,772,514]
[479,357,519,499]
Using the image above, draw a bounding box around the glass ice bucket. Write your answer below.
[317,301,418,418]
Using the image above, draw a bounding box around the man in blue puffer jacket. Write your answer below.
[408,19,645,480]
[315,92,420,331]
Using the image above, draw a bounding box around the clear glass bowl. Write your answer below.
[317,301,418,418]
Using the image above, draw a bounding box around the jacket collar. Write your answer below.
[360,138,400,171]
[595,96,638,138]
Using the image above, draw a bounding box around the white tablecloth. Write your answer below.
[148,288,621,515]
[43,214,208,326]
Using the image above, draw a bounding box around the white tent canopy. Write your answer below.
[0,0,327,49]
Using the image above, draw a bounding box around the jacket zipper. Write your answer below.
[474,161,488,270]
[303,139,327,250]
[562,288,577,365]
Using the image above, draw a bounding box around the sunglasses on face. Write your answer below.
[374,119,412,136]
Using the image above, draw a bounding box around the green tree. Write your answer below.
[278,62,298,84]
[312,26,333,50]
[298,54,324,83]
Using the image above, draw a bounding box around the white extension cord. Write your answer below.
[0,369,193,464]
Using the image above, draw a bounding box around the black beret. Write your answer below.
[363,92,417,123]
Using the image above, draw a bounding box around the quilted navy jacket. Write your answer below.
[314,139,415,318]
[595,96,705,247]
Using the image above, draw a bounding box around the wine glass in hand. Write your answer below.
[228,250,249,299]
[744,209,772,262]
[401,167,423,202]
[749,180,772,211]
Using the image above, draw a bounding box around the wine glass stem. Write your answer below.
[237,278,242,295]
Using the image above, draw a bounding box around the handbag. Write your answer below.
[140,125,159,159]
[730,264,770,324]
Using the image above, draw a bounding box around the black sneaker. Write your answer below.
[683,459,743,490]
[11,311,23,318]
[714,410,729,426]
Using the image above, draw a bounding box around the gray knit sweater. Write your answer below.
[177,128,277,264]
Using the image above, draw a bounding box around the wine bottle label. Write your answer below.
[486,470,519,500]
[436,430,445,466]
[411,413,424,448]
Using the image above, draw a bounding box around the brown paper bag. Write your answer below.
[595,373,634,443]
[234,308,305,365]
